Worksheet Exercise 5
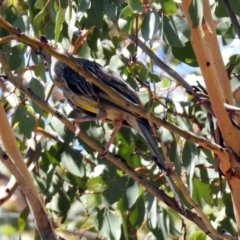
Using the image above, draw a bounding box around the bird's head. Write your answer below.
[35,48,51,64]
[34,36,70,65]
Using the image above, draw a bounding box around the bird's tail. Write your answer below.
[136,120,184,211]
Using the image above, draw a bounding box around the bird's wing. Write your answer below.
[62,58,142,119]
[74,57,142,105]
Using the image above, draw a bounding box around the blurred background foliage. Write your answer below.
[0,0,240,239]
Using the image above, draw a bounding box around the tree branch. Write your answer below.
[0,147,57,240]
[223,0,240,39]
[182,0,240,234]
[128,35,193,93]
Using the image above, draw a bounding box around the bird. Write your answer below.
[35,44,184,211]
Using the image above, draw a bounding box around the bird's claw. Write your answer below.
[69,118,81,136]
[74,126,81,136]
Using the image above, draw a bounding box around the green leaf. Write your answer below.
[215,0,228,18]
[87,28,101,52]
[145,192,155,211]
[18,0,29,11]
[34,229,41,240]
[118,6,135,34]
[0,224,17,236]
[182,141,198,195]
[50,190,71,218]
[29,78,45,114]
[229,0,240,15]
[172,15,190,42]
[147,196,158,229]
[60,0,68,9]
[162,15,189,47]
[120,211,129,240]
[13,104,35,139]
[141,9,160,41]
[148,208,171,239]
[32,10,48,34]
[100,209,122,240]
[47,173,62,195]
[216,20,235,46]
[188,230,206,240]
[147,207,166,239]
[5,5,18,23]
[13,15,30,34]
[157,209,170,239]
[50,117,74,145]
[127,0,143,13]
[54,9,64,43]
[169,140,181,176]
[104,0,119,19]
[87,176,106,192]
[119,178,139,210]
[61,149,85,177]
[109,55,126,74]
[86,193,102,208]
[124,179,139,209]
[102,175,127,206]
[172,41,198,67]
[42,142,64,164]
[65,3,77,40]
[7,46,22,70]
[188,0,203,28]
[79,0,91,11]
[34,0,45,9]
[159,0,177,15]
[129,193,145,228]
[86,0,104,29]
[18,206,30,236]
[34,61,46,81]
[95,208,104,231]
[193,178,212,207]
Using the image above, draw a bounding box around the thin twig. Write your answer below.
[35,127,59,141]
[70,26,95,55]
[128,35,193,93]
[222,0,240,39]
[0,35,14,44]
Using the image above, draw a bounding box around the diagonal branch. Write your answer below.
[223,0,240,39]
[0,147,57,240]
[182,0,240,233]
[0,96,56,238]
[128,35,193,93]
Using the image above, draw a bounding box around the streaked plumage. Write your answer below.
[37,46,183,210]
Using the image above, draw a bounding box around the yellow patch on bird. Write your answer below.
[70,95,99,114]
